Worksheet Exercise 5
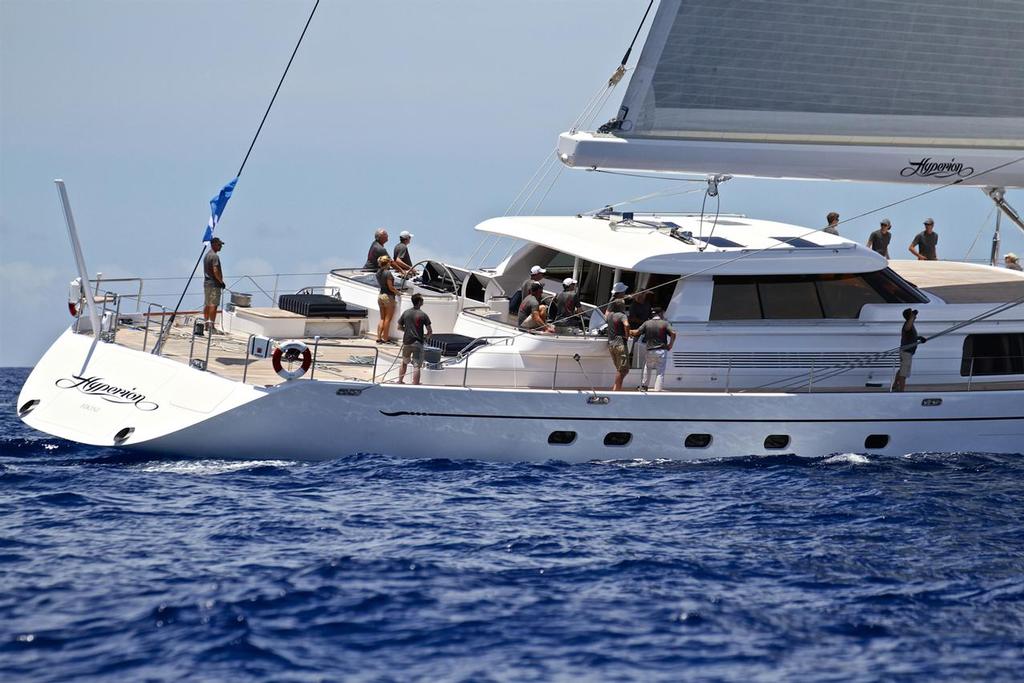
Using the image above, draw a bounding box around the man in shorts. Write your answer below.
[892,308,926,392]
[606,299,631,391]
[398,293,433,385]
[631,306,677,391]
[518,281,553,332]
[202,237,226,333]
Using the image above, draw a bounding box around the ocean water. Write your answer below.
[2,367,1023,682]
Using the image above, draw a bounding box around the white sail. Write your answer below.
[560,0,1024,187]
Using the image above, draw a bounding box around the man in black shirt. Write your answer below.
[398,293,433,385]
[892,308,926,392]
[393,230,415,275]
[550,277,582,332]
[520,265,546,303]
[866,218,892,258]
[909,218,938,260]
[364,228,389,270]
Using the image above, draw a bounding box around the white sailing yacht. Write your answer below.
[17,0,1024,461]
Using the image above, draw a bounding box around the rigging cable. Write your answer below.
[472,0,657,268]
[156,0,320,352]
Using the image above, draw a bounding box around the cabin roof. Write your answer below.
[475,214,887,275]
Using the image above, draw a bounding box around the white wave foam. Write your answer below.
[823,453,871,465]
[135,459,295,475]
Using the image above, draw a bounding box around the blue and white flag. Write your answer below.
[201,177,239,242]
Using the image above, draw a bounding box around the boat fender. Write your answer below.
[68,278,83,317]
[272,340,312,380]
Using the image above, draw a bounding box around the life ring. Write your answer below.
[272,341,312,380]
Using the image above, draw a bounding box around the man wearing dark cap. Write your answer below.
[203,237,226,333]
[892,308,926,392]
[867,219,892,258]
[909,218,938,260]
[518,281,553,332]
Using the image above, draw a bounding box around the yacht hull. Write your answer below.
[17,331,1024,462]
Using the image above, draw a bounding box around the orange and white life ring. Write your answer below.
[271,341,312,380]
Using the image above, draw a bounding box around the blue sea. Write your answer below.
[2,367,1023,681]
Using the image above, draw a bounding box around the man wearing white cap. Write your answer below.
[393,230,415,275]
[551,277,582,333]
[521,265,547,304]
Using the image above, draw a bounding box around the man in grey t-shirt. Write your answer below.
[202,237,226,333]
[866,218,892,258]
[364,228,389,270]
[909,218,938,260]
[631,307,677,391]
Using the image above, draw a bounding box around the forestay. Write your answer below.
[559,0,1024,187]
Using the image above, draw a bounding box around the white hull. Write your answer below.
[18,329,1024,462]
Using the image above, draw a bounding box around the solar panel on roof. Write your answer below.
[771,236,820,248]
[697,236,744,248]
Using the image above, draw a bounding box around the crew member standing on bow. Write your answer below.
[393,230,415,275]
[630,307,676,391]
[202,237,227,334]
[398,293,433,385]
[909,218,939,260]
[364,228,389,270]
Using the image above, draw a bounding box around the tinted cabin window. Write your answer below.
[764,435,791,450]
[710,270,926,321]
[961,334,1024,376]
[815,274,886,318]
[710,279,761,320]
[685,433,712,448]
[646,273,680,312]
[758,280,823,319]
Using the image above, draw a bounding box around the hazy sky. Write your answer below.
[2,0,1021,366]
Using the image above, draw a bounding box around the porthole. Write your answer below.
[548,431,577,445]
[864,434,889,449]
[684,433,712,449]
[113,426,135,445]
[764,434,790,450]
[603,432,632,447]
